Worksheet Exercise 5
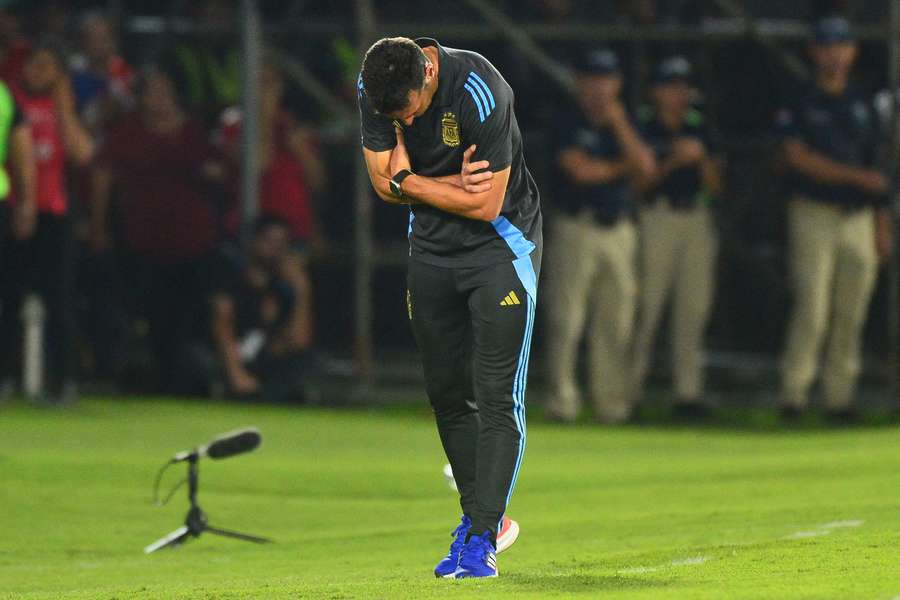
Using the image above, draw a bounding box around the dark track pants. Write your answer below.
[407,247,540,541]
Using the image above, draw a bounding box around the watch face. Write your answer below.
[390,178,402,197]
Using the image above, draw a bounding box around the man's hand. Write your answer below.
[52,74,76,114]
[390,127,412,177]
[669,137,706,168]
[854,169,888,195]
[230,368,261,396]
[603,99,628,126]
[461,145,493,193]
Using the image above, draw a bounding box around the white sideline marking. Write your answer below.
[619,555,710,575]
[819,520,864,530]
[785,530,830,540]
[670,556,710,566]
[784,519,864,540]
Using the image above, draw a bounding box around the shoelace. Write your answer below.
[459,533,491,564]
[448,520,470,554]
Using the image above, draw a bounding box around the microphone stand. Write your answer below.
[144,454,271,554]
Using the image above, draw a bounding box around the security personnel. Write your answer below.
[632,56,723,419]
[358,37,540,578]
[776,16,892,420]
[543,49,655,424]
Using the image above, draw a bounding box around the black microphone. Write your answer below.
[206,428,262,459]
[172,428,262,463]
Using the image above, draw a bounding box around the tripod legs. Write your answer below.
[205,525,271,544]
[144,506,270,553]
[144,526,191,554]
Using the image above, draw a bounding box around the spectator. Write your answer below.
[208,217,313,402]
[90,66,226,392]
[0,40,93,403]
[631,56,724,420]
[218,61,325,250]
[776,17,892,421]
[69,10,135,136]
[543,49,655,424]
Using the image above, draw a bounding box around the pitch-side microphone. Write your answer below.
[171,428,262,463]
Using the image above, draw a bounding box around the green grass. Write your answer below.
[2,396,900,599]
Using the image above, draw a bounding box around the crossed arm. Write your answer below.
[362,131,509,222]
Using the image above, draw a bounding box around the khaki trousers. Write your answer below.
[544,212,637,423]
[631,202,717,401]
[781,198,878,410]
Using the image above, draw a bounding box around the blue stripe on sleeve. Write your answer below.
[467,71,496,110]
[463,82,486,122]
[466,76,492,119]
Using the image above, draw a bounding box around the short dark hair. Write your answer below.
[28,37,67,69]
[254,215,291,238]
[360,37,427,115]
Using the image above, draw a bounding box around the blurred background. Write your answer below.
[0,0,898,419]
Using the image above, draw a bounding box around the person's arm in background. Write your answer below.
[557,146,630,186]
[89,165,113,253]
[8,118,36,240]
[606,100,656,181]
[270,252,314,354]
[636,137,707,191]
[288,124,326,193]
[211,293,261,395]
[54,74,94,166]
[782,139,886,194]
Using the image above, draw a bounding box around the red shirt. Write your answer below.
[13,87,67,216]
[98,115,220,260]
[221,108,313,241]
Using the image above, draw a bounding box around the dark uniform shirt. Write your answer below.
[358,38,542,268]
[638,106,714,210]
[552,109,635,226]
[775,83,885,208]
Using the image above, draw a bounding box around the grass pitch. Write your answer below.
[2,395,900,599]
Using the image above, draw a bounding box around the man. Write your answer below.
[208,217,313,402]
[543,49,655,424]
[358,36,540,578]
[90,67,224,392]
[69,10,135,134]
[632,56,723,420]
[776,16,892,420]
[1,40,93,403]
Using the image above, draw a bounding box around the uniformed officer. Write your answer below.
[358,36,541,577]
[776,16,892,419]
[543,49,655,424]
[631,56,724,419]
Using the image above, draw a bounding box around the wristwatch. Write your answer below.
[390,169,413,198]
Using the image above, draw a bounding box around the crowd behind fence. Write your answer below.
[0,0,896,418]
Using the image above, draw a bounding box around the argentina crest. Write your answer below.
[441,111,460,147]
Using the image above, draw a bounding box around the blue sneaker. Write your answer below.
[434,515,471,578]
[454,531,498,578]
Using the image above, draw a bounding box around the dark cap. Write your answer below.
[813,16,854,45]
[576,48,620,76]
[652,55,692,85]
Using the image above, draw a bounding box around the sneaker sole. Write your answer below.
[496,519,519,554]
